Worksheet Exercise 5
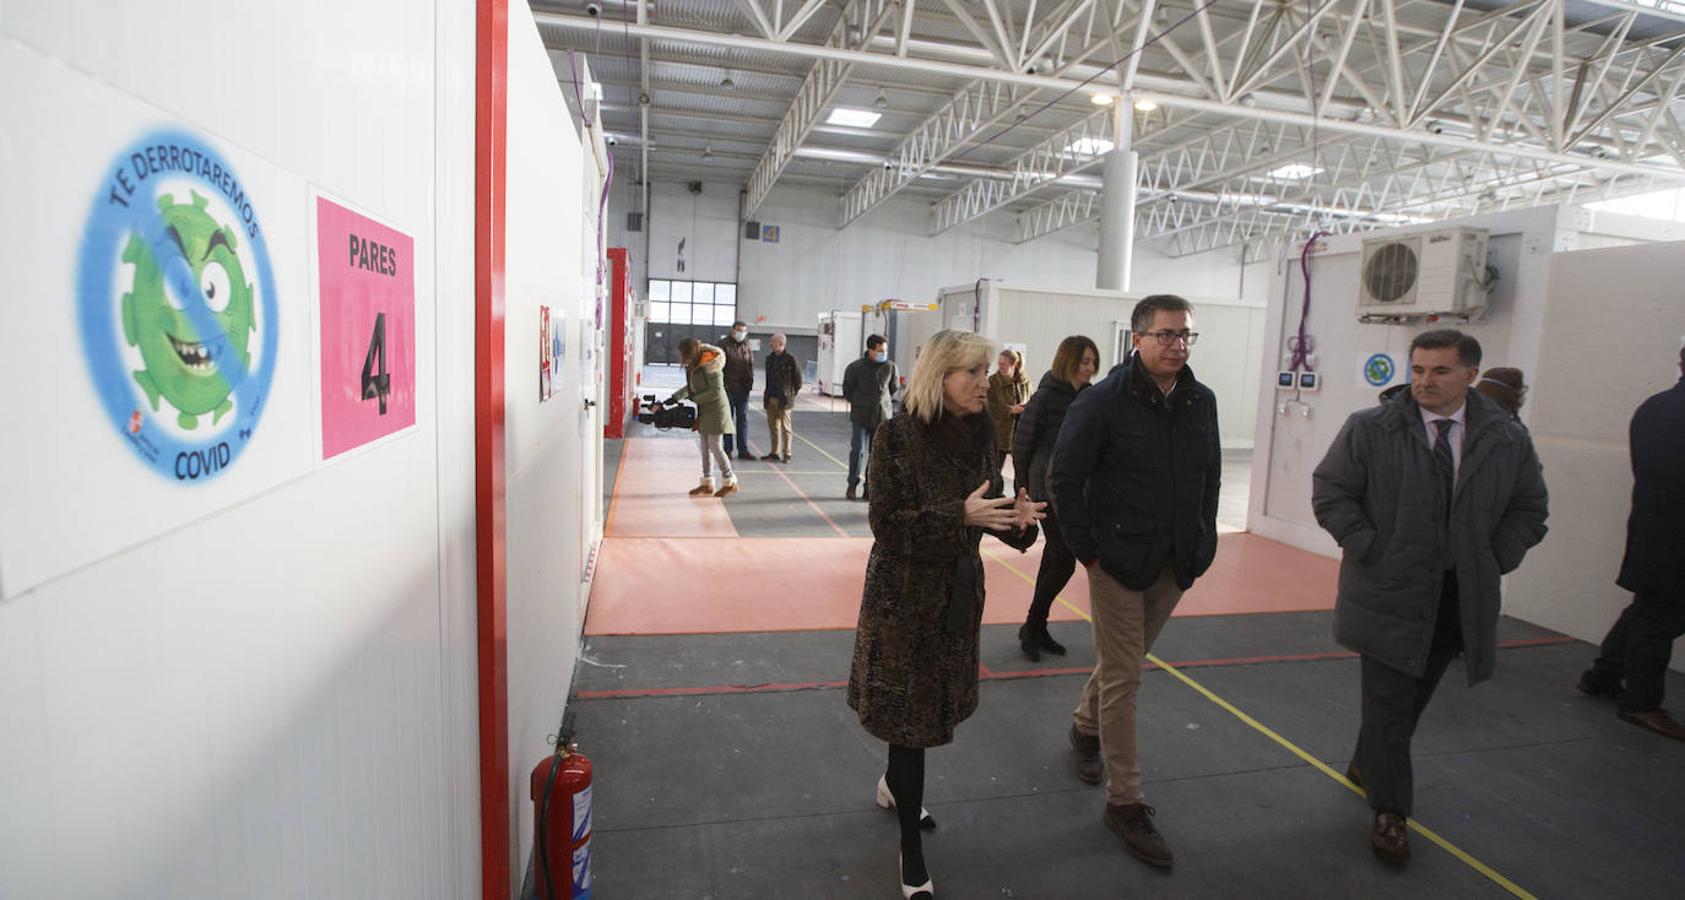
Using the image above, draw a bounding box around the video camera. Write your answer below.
[636,394,697,431]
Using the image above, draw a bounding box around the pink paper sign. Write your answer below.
[316,195,416,459]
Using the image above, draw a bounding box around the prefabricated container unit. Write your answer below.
[815,310,864,396]
[864,300,941,379]
[935,281,1266,448]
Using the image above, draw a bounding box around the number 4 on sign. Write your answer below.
[362,312,391,415]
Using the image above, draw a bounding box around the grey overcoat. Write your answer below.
[1312,389,1548,684]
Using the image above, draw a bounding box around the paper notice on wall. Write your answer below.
[1358,351,1407,390]
[314,192,417,457]
[540,306,554,402]
[0,41,314,598]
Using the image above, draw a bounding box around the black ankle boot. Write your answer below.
[1037,626,1067,656]
[1018,624,1042,662]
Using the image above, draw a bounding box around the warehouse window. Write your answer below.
[648,279,738,327]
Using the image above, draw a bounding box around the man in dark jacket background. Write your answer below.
[841,334,897,501]
[1050,295,1220,870]
[720,320,755,460]
[1579,342,1685,741]
[1313,329,1548,863]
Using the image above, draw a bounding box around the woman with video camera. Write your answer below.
[654,337,738,498]
[846,329,1047,899]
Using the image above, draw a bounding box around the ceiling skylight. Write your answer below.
[1265,164,1324,180]
[1064,137,1115,157]
[826,107,882,128]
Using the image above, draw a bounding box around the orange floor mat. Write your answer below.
[585,532,1337,636]
[604,435,739,538]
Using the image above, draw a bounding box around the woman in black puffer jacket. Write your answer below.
[1011,335,1101,661]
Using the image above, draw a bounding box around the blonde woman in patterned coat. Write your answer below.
[846,329,1046,898]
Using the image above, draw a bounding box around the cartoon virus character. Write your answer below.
[120,191,255,430]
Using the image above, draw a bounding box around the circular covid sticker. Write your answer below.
[1364,352,1396,387]
[77,129,279,483]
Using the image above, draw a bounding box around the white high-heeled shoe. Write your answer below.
[898,852,934,899]
[875,775,937,830]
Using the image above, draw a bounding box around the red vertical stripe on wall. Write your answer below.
[475,0,510,896]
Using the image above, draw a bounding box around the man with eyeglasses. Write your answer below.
[1050,294,1222,870]
[1313,329,1548,863]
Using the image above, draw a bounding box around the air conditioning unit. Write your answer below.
[1357,227,1489,320]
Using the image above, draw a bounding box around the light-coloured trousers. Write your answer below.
[698,432,734,480]
[1073,564,1184,804]
[765,399,793,458]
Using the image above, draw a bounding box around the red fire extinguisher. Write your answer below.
[531,727,593,900]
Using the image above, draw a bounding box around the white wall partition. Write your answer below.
[500,4,607,885]
[0,2,481,899]
[1507,239,1685,667]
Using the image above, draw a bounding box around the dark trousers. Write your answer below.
[1354,572,1463,818]
[1026,511,1077,629]
[1592,591,1685,713]
[848,421,873,488]
[723,390,751,453]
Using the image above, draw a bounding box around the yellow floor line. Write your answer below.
[982,549,1537,900]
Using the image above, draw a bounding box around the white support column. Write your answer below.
[1096,101,1136,290]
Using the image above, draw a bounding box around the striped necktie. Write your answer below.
[1433,418,1456,505]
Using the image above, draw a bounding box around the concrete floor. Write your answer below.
[569,368,1685,899]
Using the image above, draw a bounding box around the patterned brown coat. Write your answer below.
[847,411,1038,747]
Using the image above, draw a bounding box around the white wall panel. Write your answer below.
[648,179,739,282]
[1507,239,1685,667]
[0,1,481,897]
[502,5,599,888]
[1245,206,1568,553]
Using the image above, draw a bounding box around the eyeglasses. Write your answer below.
[1142,330,1199,346]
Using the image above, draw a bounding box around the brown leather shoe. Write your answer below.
[687,480,715,496]
[846,485,858,501]
[1069,725,1103,785]
[1105,802,1173,869]
[713,481,739,498]
[1618,708,1685,741]
[1370,812,1409,862]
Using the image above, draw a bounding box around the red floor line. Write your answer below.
[571,635,1578,701]
[745,435,850,538]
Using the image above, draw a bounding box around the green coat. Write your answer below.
[667,345,734,435]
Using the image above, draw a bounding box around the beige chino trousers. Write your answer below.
[1073,563,1184,805]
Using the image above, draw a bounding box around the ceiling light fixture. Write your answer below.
[1089,92,1115,106]
[1064,137,1115,157]
[1264,163,1324,180]
[1133,97,1158,112]
[721,73,735,91]
[701,145,714,159]
[874,90,888,110]
[826,107,882,128]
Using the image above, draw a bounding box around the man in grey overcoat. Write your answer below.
[1312,329,1548,863]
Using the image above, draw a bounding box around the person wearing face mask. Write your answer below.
[846,329,1045,900]
[1012,335,1101,662]
[842,334,899,501]
[720,321,756,461]
[1049,295,1222,871]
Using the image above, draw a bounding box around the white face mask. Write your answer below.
[874,351,888,363]
[733,330,748,342]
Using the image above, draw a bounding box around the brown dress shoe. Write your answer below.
[846,485,857,501]
[1618,708,1685,741]
[1069,725,1103,785]
[1371,812,1409,862]
[713,481,739,498]
[687,481,715,496]
[1105,802,1173,869]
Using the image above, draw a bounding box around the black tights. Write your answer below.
[886,744,927,884]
